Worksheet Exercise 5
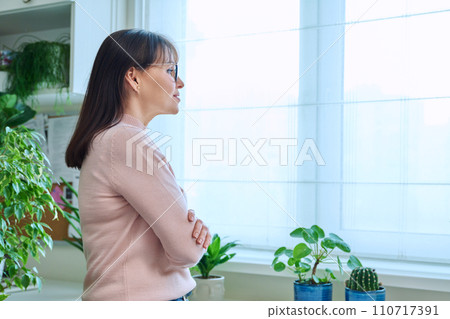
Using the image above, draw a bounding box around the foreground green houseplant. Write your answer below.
[0,93,62,300]
[190,233,238,279]
[271,225,362,301]
[189,233,238,300]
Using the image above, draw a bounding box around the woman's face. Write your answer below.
[139,57,184,116]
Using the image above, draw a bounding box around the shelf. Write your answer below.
[0,0,119,112]
[27,89,83,115]
[0,72,83,114]
[0,2,71,37]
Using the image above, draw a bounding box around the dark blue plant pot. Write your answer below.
[293,281,333,301]
[345,287,386,301]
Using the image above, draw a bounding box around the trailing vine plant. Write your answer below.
[6,35,70,109]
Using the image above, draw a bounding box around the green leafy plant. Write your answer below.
[271,225,362,284]
[345,267,382,292]
[0,93,62,300]
[59,177,83,252]
[7,37,70,104]
[0,94,36,129]
[190,234,238,278]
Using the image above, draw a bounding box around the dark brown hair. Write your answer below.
[65,29,178,169]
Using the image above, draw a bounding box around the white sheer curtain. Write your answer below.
[314,0,450,263]
[146,0,450,263]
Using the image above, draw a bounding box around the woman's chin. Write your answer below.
[159,103,179,115]
[171,105,180,114]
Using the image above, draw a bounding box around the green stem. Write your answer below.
[311,259,320,282]
[311,251,326,283]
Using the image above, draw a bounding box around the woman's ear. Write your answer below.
[124,67,140,93]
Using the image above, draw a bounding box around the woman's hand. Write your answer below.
[187,209,211,249]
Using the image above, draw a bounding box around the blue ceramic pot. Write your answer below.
[345,286,386,301]
[293,280,333,301]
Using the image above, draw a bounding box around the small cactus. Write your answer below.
[345,267,380,292]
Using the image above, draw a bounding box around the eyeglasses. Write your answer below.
[151,63,178,82]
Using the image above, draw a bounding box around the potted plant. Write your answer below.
[0,93,62,300]
[189,233,238,300]
[6,36,70,110]
[345,267,386,301]
[58,177,83,253]
[272,225,361,301]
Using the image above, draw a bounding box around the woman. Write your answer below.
[65,29,211,301]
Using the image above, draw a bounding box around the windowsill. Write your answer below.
[214,247,450,293]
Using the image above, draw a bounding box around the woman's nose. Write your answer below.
[177,77,184,89]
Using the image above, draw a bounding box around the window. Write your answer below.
[340,0,450,262]
[146,0,450,264]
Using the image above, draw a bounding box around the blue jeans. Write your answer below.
[170,290,191,301]
[170,296,189,301]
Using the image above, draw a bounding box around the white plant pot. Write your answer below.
[190,275,225,301]
[0,71,8,92]
[0,259,5,282]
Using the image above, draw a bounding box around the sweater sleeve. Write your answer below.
[109,126,205,267]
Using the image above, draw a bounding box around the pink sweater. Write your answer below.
[78,113,205,301]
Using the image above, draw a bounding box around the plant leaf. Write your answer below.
[0,94,17,109]
[293,243,312,259]
[274,246,286,257]
[302,228,319,244]
[347,255,363,269]
[329,233,344,241]
[36,277,42,291]
[207,234,220,257]
[273,262,286,272]
[6,104,36,127]
[325,268,336,279]
[337,256,343,275]
[321,237,337,249]
[336,241,351,253]
[4,206,14,219]
[311,225,325,238]
[21,274,31,289]
[290,227,306,238]
[287,257,295,266]
[298,262,311,272]
[271,257,279,266]
[60,177,78,197]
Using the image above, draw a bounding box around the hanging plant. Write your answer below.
[6,36,70,104]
